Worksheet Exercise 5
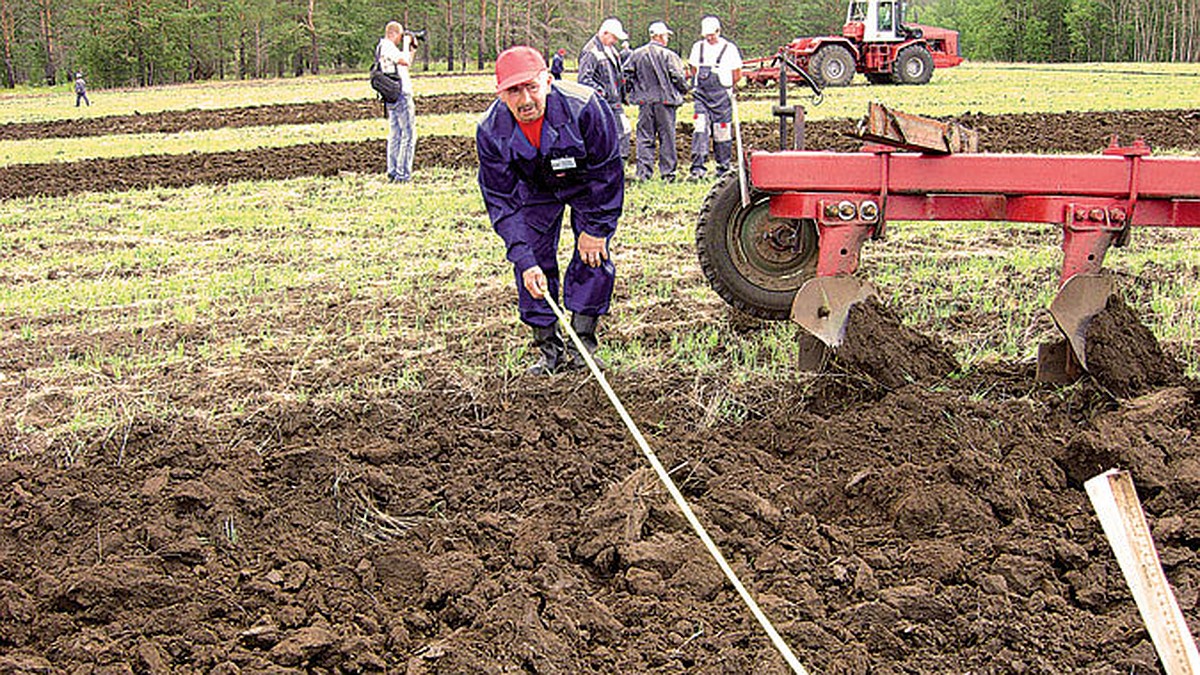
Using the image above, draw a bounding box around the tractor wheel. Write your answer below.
[809,45,855,87]
[696,173,819,319]
[865,72,894,85]
[893,44,934,85]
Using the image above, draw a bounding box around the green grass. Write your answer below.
[5,61,1200,164]
[743,61,1200,122]
[4,65,1200,461]
[0,114,483,167]
[7,62,1199,126]
[0,71,494,124]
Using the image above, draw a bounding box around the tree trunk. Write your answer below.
[477,0,487,69]
[187,0,196,81]
[460,0,468,71]
[37,0,56,85]
[255,21,264,78]
[0,0,15,88]
[494,0,502,54]
[446,0,455,70]
[306,0,320,74]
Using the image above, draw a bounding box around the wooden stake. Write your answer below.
[1086,469,1200,675]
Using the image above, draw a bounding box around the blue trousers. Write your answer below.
[690,89,733,178]
[514,204,615,327]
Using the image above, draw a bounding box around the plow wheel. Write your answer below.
[696,173,818,319]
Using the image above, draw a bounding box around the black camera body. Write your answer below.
[405,29,427,41]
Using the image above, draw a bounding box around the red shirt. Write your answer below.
[517,117,544,149]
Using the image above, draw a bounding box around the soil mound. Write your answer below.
[1086,294,1186,398]
[833,296,960,389]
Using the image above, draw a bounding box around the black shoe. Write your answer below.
[527,324,566,375]
[563,314,607,371]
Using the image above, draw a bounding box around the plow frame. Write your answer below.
[747,138,1200,376]
[753,139,1200,286]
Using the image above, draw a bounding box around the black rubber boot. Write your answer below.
[527,324,566,376]
[563,314,606,371]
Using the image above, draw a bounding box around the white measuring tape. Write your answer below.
[543,294,810,675]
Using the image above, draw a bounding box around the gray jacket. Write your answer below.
[578,34,625,108]
[624,41,689,107]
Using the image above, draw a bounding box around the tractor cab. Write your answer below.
[844,0,907,43]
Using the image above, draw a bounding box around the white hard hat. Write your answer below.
[701,16,721,35]
[599,18,628,41]
[649,21,673,37]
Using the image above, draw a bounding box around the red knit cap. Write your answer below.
[495,46,547,92]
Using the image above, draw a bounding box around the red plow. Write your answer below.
[697,103,1200,381]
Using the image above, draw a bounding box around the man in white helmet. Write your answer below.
[686,16,742,180]
[579,17,632,160]
[624,21,690,181]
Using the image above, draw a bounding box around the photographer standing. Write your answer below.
[376,21,417,183]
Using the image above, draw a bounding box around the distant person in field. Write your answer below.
[550,48,566,80]
[376,21,416,183]
[74,73,90,107]
[578,18,631,161]
[686,16,742,180]
[624,21,689,182]
[476,46,624,375]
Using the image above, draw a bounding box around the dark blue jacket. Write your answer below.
[476,80,624,273]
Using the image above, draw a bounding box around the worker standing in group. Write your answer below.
[578,18,631,161]
[477,46,624,375]
[686,16,742,180]
[624,21,689,182]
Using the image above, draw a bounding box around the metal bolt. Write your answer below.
[859,200,879,222]
[1089,208,1106,221]
[1109,208,1126,223]
[837,200,857,221]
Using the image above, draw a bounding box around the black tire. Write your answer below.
[865,72,894,85]
[893,44,934,85]
[696,173,819,319]
[808,45,855,87]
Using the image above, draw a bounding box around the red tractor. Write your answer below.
[743,0,963,87]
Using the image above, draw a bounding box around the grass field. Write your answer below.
[6,61,1200,164]
[2,62,1198,452]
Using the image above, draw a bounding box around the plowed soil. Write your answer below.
[3,94,1200,673]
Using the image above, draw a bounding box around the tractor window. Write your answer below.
[848,2,868,22]
[878,2,894,31]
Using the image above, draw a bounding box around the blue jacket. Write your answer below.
[476,80,624,273]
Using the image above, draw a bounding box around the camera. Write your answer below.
[405,29,427,41]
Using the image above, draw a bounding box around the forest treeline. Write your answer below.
[5,0,1199,89]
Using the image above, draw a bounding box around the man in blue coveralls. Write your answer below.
[477,46,624,375]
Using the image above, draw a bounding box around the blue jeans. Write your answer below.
[386,93,415,181]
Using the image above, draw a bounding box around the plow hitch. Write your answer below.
[698,106,1200,382]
